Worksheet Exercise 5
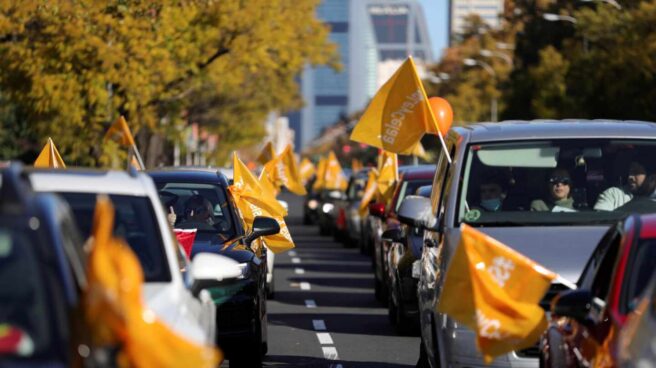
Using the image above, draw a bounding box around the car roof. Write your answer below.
[147,168,230,187]
[452,120,656,143]
[27,168,152,196]
[400,165,436,180]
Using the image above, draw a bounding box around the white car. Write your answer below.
[28,168,219,345]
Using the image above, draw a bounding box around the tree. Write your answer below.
[0,0,338,166]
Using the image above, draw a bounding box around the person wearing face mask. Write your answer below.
[530,168,576,212]
[594,161,649,211]
[476,174,507,212]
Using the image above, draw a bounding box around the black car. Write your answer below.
[0,164,106,366]
[303,177,321,225]
[148,168,277,366]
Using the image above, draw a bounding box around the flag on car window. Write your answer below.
[324,151,348,191]
[377,151,398,205]
[256,141,276,166]
[299,158,316,184]
[173,229,197,259]
[263,144,307,196]
[350,57,439,154]
[312,157,327,191]
[104,115,136,147]
[438,224,556,363]
[359,169,379,216]
[34,137,66,168]
[85,196,221,367]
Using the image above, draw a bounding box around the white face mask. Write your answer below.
[480,198,502,211]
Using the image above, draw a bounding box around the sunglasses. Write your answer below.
[549,176,571,185]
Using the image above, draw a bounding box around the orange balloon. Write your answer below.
[428,97,453,136]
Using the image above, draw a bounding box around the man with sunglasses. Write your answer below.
[530,168,576,212]
[594,161,648,211]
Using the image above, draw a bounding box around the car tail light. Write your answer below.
[368,203,386,218]
[336,208,347,229]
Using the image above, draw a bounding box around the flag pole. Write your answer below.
[436,132,452,164]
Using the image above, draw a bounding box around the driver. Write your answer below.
[531,168,576,212]
[182,195,215,226]
[594,161,649,211]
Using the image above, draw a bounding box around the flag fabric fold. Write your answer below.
[377,151,398,205]
[299,158,316,184]
[263,144,307,195]
[104,116,136,147]
[34,137,66,168]
[438,224,557,363]
[256,142,276,166]
[358,169,379,216]
[324,151,348,191]
[350,57,439,154]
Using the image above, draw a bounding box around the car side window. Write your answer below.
[589,234,621,300]
[578,225,621,289]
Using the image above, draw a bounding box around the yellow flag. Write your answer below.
[85,196,221,367]
[230,153,294,253]
[352,159,364,173]
[438,224,557,363]
[350,57,439,154]
[260,161,280,197]
[377,151,398,204]
[359,169,379,216]
[299,158,316,184]
[263,145,307,196]
[256,142,276,165]
[34,137,66,168]
[324,151,348,191]
[104,116,136,147]
[410,141,429,160]
[312,157,327,191]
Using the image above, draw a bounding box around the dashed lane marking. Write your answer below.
[300,282,311,290]
[294,268,305,274]
[291,257,301,264]
[312,319,326,330]
[316,333,334,345]
[305,300,317,308]
[322,347,339,360]
[289,250,297,256]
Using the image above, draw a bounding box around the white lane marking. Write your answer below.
[312,319,326,330]
[300,282,311,290]
[289,250,297,256]
[322,346,339,360]
[294,268,305,274]
[291,257,301,264]
[316,332,334,345]
[305,300,317,308]
[329,365,343,368]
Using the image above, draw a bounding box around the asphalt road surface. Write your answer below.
[256,192,420,367]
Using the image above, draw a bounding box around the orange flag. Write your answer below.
[358,169,379,216]
[85,196,221,367]
[104,116,136,147]
[263,144,307,195]
[256,142,276,165]
[324,151,348,191]
[377,151,398,204]
[299,158,316,184]
[34,137,66,168]
[438,224,557,363]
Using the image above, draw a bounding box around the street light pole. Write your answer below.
[463,58,498,122]
[580,0,622,9]
[543,13,588,53]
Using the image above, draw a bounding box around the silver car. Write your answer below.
[408,120,656,368]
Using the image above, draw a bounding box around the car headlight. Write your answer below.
[308,199,319,210]
[322,203,335,214]
[237,263,251,279]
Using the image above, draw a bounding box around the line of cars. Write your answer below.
[308,120,656,368]
[1,163,281,367]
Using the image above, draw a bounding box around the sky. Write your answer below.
[418,0,449,61]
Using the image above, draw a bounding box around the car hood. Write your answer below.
[143,283,205,344]
[450,225,609,283]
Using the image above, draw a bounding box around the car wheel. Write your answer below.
[544,328,567,368]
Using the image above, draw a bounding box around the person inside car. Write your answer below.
[594,161,649,211]
[181,195,215,227]
[476,172,508,212]
[531,168,576,212]
[615,169,656,213]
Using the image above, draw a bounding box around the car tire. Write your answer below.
[544,328,567,368]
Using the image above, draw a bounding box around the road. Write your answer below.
[260,193,419,367]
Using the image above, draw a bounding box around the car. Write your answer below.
[618,272,656,367]
[384,184,433,334]
[403,120,656,368]
[27,168,217,347]
[371,165,434,302]
[303,177,321,225]
[333,168,371,247]
[317,169,352,236]
[0,164,106,366]
[542,213,656,367]
[147,168,278,366]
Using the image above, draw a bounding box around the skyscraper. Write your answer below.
[448,0,504,42]
[288,0,433,150]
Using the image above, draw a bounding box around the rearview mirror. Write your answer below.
[551,289,593,322]
[398,195,435,229]
[369,203,386,218]
[190,253,242,296]
[245,216,280,245]
[382,228,404,243]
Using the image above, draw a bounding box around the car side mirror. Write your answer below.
[551,289,593,322]
[398,195,435,230]
[368,203,386,218]
[382,228,404,243]
[245,216,280,245]
[190,253,242,296]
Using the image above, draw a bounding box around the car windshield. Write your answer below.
[347,177,367,200]
[59,193,171,282]
[0,227,58,359]
[624,238,656,312]
[459,139,656,226]
[155,182,236,241]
